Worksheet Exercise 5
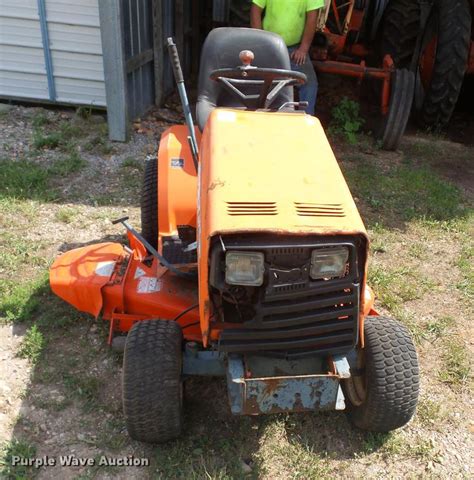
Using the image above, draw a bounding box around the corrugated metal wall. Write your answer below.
[0,0,49,100]
[0,0,106,106]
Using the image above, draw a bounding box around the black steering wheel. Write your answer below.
[209,50,307,110]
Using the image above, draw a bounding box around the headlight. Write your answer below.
[310,246,349,280]
[225,251,265,286]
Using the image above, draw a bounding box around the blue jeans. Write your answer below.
[287,46,318,115]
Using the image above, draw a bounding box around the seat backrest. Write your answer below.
[196,27,294,131]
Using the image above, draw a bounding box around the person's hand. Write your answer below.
[291,47,308,66]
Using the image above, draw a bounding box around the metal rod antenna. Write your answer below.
[166,37,199,172]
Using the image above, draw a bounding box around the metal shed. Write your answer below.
[0,0,106,106]
[1,0,229,141]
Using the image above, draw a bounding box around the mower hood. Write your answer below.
[199,108,367,238]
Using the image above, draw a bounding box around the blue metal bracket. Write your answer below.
[226,355,342,415]
[37,0,56,101]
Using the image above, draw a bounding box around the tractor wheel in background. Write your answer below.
[140,156,158,249]
[381,0,420,68]
[123,320,183,443]
[417,0,471,129]
[378,68,415,150]
[343,316,419,432]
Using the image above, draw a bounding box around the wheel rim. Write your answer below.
[345,348,367,407]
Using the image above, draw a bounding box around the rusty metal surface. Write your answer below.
[227,355,342,415]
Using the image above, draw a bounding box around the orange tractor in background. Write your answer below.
[310,0,473,136]
[50,28,420,443]
[380,0,473,129]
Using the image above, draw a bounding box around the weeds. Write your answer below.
[0,235,47,275]
[121,157,142,170]
[48,151,86,176]
[55,207,79,224]
[18,324,45,363]
[456,243,473,300]
[416,397,443,427]
[439,336,470,386]
[329,97,364,144]
[0,438,37,479]
[0,275,49,324]
[62,373,101,412]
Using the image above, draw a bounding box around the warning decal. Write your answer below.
[137,277,162,294]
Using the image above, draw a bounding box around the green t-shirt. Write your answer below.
[253,0,325,46]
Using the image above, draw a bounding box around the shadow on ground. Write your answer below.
[2,237,393,479]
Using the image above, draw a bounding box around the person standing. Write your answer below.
[250,0,324,115]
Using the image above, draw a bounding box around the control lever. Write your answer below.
[112,217,196,279]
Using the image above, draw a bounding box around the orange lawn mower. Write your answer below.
[50,27,420,443]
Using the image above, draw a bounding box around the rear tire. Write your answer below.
[123,320,183,443]
[381,0,471,129]
[418,0,471,129]
[344,316,419,432]
[140,156,158,249]
[381,0,420,68]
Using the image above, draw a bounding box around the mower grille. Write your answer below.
[226,202,277,216]
[294,202,345,217]
[217,239,361,359]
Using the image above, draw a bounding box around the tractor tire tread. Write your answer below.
[381,69,415,150]
[381,0,421,68]
[141,156,158,249]
[420,0,471,128]
[122,320,183,443]
[346,316,420,432]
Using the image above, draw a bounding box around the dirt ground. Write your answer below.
[0,100,472,479]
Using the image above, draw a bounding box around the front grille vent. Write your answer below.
[227,202,277,216]
[295,202,345,217]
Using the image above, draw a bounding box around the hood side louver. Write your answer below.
[295,202,345,217]
[227,202,277,216]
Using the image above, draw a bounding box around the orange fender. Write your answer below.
[50,243,126,317]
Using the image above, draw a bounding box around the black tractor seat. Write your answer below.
[196,27,294,131]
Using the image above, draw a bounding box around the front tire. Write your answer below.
[122,320,183,443]
[344,316,419,432]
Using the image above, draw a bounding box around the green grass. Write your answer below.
[345,161,467,226]
[368,265,435,311]
[121,156,142,170]
[62,373,101,412]
[416,397,444,428]
[17,325,45,364]
[456,243,473,300]
[33,119,87,152]
[0,235,47,274]
[425,316,454,338]
[48,151,86,176]
[0,438,37,480]
[0,275,49,324]
[55,207,80,224]
[0,158,52,201]
[439,336,471,387]
[362,432,433,459]
[31,112,50,128]
[0,153,86,202]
